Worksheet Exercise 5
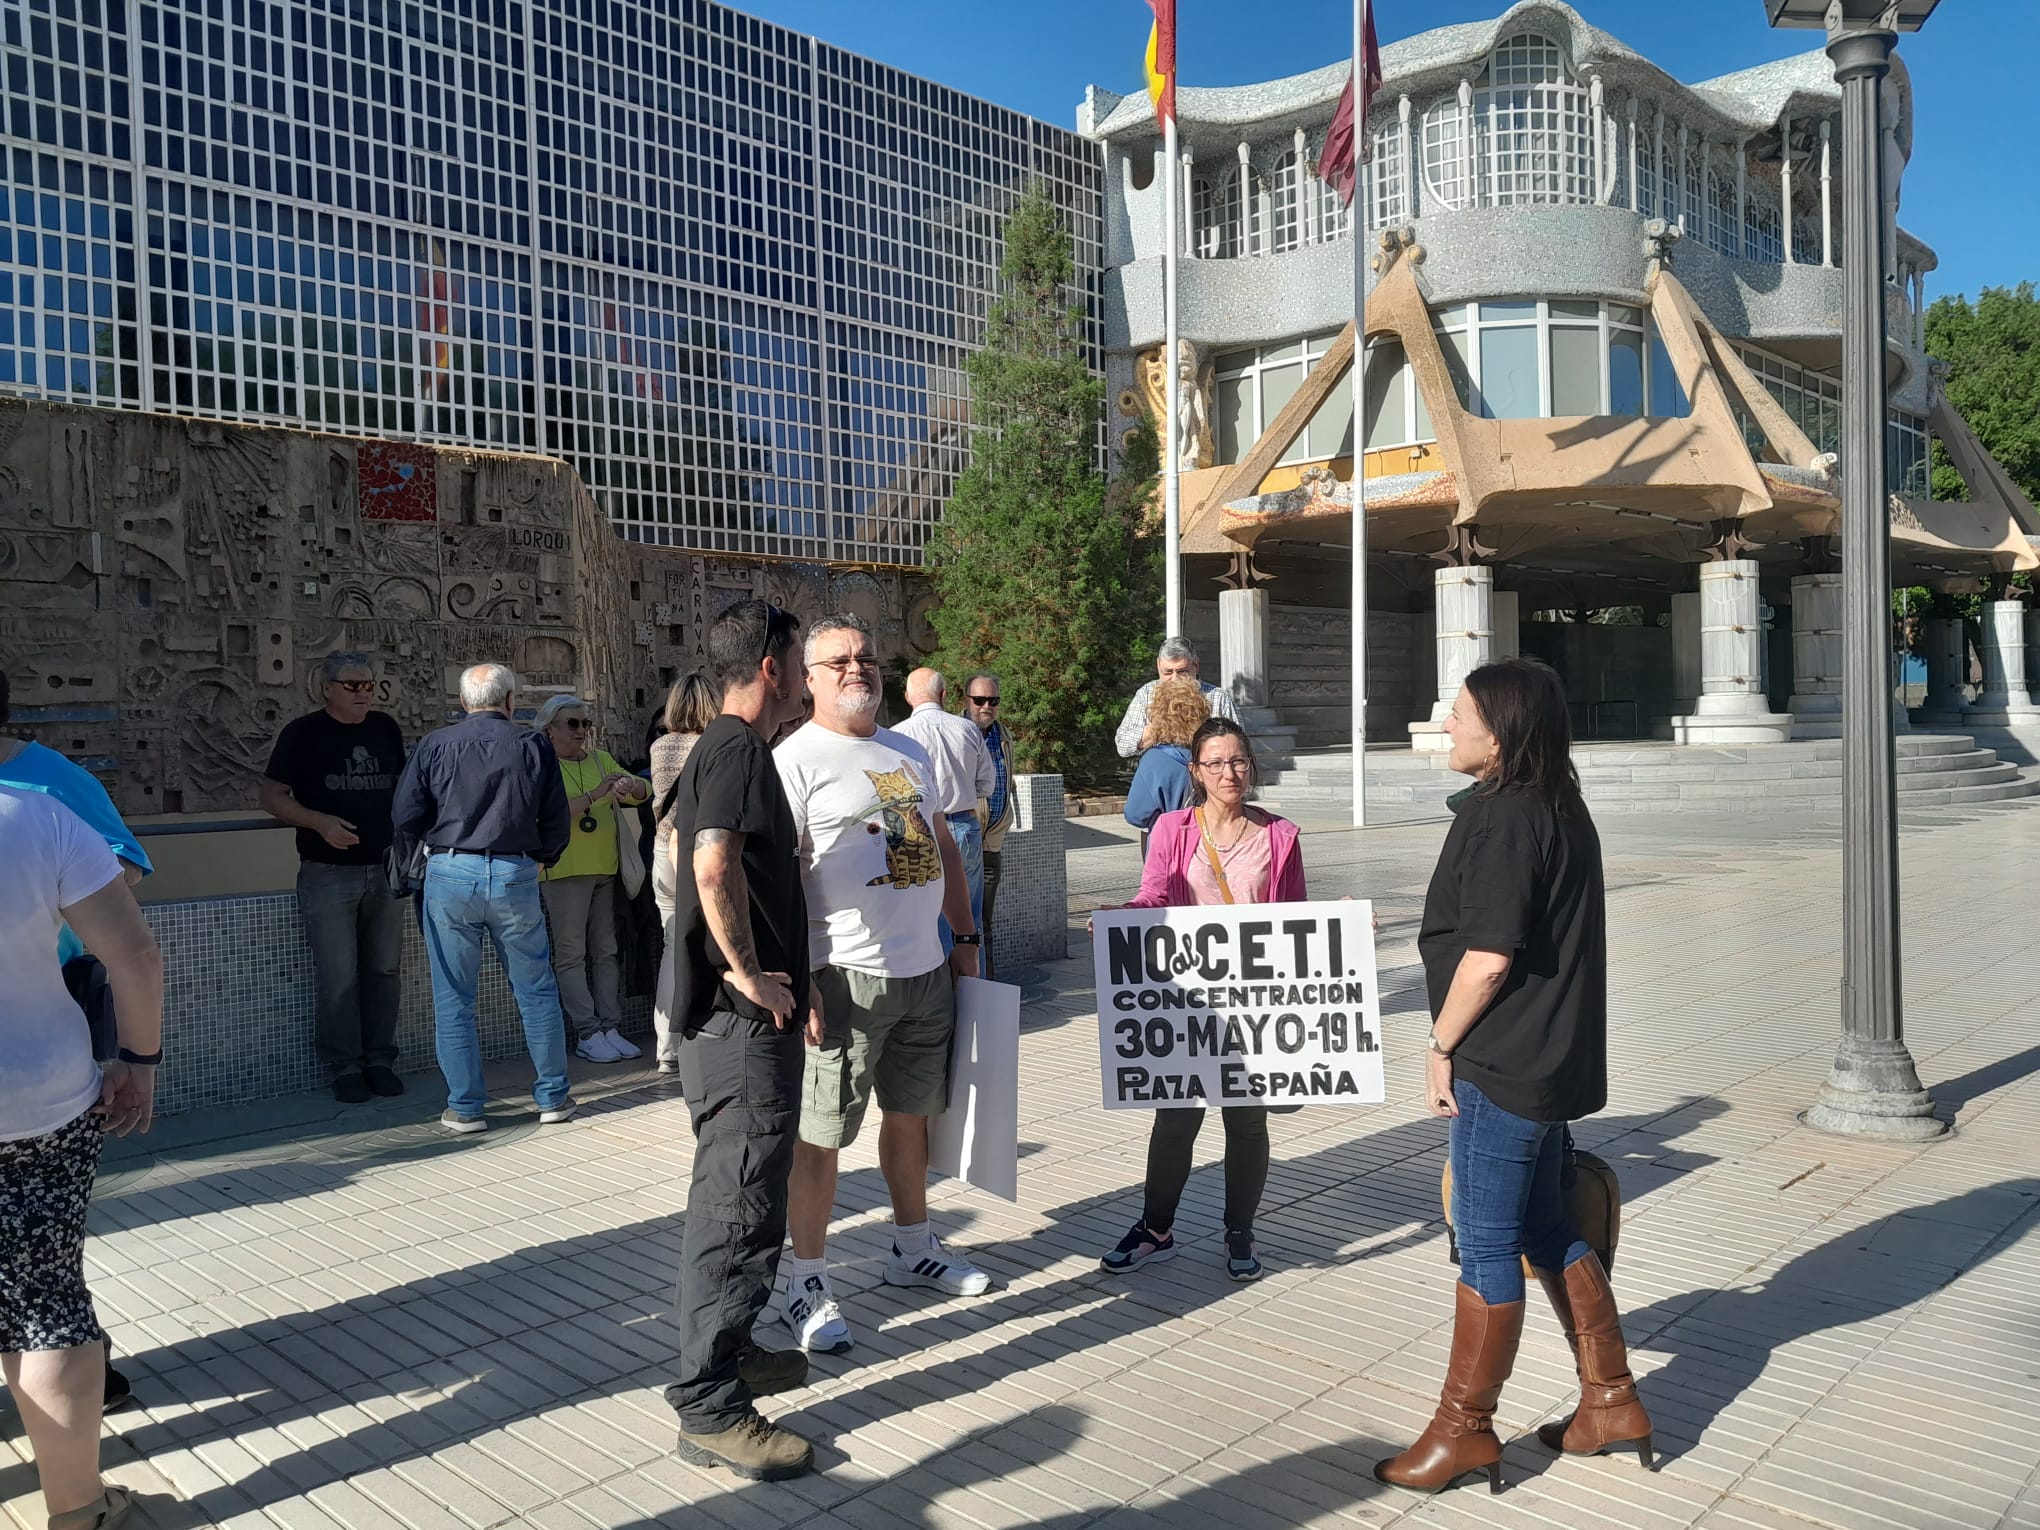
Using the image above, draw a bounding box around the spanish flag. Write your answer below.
[1144,0,1176,128]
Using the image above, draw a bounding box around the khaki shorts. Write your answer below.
[800,964,955,1150]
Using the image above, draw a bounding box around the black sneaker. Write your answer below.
[1100,1220,1176,1273]
[1224,1229,1264,1282]
[364,1066,405,1098]
[332,1074,371,1105]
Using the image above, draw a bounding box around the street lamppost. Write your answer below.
[1764,0,1947,1141]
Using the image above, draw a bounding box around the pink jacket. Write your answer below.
[1127,806,1306,908]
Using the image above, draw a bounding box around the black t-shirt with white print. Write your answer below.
[264,709,405,866]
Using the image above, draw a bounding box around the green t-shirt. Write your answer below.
[543,748,637,880]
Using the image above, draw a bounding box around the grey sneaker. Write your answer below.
[538,1097,578,1124]
[440,1109,487,1135]
[676,1412,813,1481]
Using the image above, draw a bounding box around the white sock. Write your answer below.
[786,1255,828,1293]
[893,1220,932,1254]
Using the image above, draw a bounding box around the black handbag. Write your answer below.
[62,952,119,1063]
[383,831,428,898]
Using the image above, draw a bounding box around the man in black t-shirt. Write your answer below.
[260,651,408,1105]
[660,598,818,1483]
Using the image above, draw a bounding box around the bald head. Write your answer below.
[905,668,945,706]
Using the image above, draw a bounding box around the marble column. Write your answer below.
[1912,615,1968,726]
[1217,587,1269,711]
[1788,571,1843,739]
[1670,559,1794,743]
[1966,599,2040,723]
[1409,565,1492,750]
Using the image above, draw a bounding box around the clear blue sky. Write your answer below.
[735,0,2032,307]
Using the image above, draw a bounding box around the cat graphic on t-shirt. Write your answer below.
[861,765,941,890]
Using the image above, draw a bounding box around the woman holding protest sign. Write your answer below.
[1098,716,1305,1284]
[1375,657,1650,1496]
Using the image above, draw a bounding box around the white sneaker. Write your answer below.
[603,1027,641,1060]
[782,1273,853,1353]
[576,1030,623,1064]
[884,1235,991,1296]
[657,1057,679,1075]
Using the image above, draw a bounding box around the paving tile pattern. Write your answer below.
[6,801,2039,1529]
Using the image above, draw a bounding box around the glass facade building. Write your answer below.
[0,0,1100,563]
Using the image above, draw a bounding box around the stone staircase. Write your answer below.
[1255,734,2040,816]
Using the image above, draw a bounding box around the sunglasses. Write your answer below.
[811,654,879,675]
[967,694,1000,707]
[561,717,590,732]
[758,602,791,665]
[333,680,374,695]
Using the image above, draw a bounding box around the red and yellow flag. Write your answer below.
[1144,0,1176,128]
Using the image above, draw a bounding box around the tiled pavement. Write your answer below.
[7,802,2040,1529]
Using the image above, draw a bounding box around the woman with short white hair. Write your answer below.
[532,695,650,1064]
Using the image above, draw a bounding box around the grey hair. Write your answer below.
[319,650,372,683]
[803,612,873,667]
[1157,637,1199,665]
[967,671,1001,692]
[459,663,516,712]
[530,693,588,733]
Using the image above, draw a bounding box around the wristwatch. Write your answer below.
[117,1047,163,1066]
[1426,1033,1453,1058]
[952,932,982,947]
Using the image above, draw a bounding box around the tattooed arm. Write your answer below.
[693,825,795,1024]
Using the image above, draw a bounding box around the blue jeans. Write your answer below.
[1449,1078,1591,1304]
[937,812,985,957]
[422,853,572,1116]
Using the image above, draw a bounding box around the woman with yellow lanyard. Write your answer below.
[532,695,651,1064]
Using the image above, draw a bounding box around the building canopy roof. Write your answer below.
[1082,0,1912,156]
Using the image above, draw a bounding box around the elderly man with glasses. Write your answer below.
[771,614,990,1357]
[261,651,410,1104]
[1113,637,1241,760]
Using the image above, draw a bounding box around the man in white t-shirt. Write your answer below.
[772,614,990,1353]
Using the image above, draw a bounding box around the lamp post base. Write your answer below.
[1802,1033,1948,1141]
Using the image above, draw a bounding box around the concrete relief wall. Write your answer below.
[0,401,933,817]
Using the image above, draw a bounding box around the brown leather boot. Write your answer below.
[1533,1254,1654,1467]
[1374,1282,1524,1494]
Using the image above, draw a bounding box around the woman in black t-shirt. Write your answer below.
[1376,657,1652,1496]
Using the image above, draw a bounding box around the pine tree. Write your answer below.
[927,185,1161,788]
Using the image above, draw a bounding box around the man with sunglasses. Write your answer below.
[963,673,1012,978]
[261,651,409,1104]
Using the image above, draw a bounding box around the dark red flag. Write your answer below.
[1317,3,1384,207]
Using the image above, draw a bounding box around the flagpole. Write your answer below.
[1162,109,1183,640]
[1349,0,1370,827]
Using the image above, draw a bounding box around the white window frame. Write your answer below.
[1213,328,1352,467]
[1434,298,1660,420]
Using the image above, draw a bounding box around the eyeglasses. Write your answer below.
[561,718,590,732]
[1196,757,1254,775]
[333,680,374,695]
[967,694,1000,707]
[811,654,879,675]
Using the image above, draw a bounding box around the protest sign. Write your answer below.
[929,976,1020,1200]
[1092,901,1382,1110]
